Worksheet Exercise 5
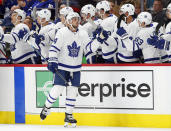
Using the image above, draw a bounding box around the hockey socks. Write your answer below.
[65,86,78,114]
[45,85,65,108]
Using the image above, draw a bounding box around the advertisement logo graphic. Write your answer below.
[36,71,59,108]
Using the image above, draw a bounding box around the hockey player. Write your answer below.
[116,4,141,63]
[55,6,74,30]
[147,3,171,62]
[41,6,74,48]
[35,9,55,64]
[117,12,168,63]
[40,12,92,127]
[80,4,103,64]
[0,9,37,64]
[93,0,118,63]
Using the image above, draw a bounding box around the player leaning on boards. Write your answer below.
[40,12,92,127]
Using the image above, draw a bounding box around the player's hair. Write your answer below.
[25,16,33,24]
[154,0,163,6]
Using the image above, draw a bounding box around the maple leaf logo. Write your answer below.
[18,28,28,39]
[67,41,80,57]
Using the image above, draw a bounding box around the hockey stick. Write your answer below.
[0,48,8,59]
[117,14,126,29]
[0,48,10,63]
[27,40,70,86]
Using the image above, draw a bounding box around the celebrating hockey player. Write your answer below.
[117,12,168,63]
[147,3,171,62]
[35,9,55,64]
[40,6,74,50]
[40,12,92,127]
[92,0,118,63]
[117,4,141,63]
[80,4,103,63]
[0,9,37,64]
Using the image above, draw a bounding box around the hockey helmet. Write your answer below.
[96,1,110,13]
[60,7,74,17]
[137,12,152,26]
[81,4,96,17]
[37,9,51,21]
[66,12,80,24]
[167,3,171,12]
[13,9,26,22]
[119,4,135,16]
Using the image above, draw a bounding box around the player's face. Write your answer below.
[119,9,124,16]
[11,12,18,24]
[59,14,66,24]
[138,20,145,28]
[71,17,79,29]
[37,16,45,25]
[23,19,32,29]
[166,10,171,19]
[97,9,104,19]
[81,13,87,22]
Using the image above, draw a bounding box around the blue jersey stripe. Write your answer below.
[0,58,6,60]
[11,34,17,43]
[144,57,160,62]
[13,51,35,62]
[144,55,168,62]
[103,48,117,56]
[161,55,168,59]
[51,45,60,52]
[49,50,57,53]
[85,51,94,58]
[14,67,25,123]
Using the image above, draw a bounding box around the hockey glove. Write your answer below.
[147,35,158,46]
[92,26,102,39]
[32,33,45,45]
[116,27,128,39]
[47,62,58,73]
[97,30,110,43]
[155,39,165,50]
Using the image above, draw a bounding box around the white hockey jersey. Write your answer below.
[38,22,55,63]
[44,22,65,43]
[97,14,118,62]
[116,19,141,63]
[160,22,171,61]
[2,23,36,63]
[49,27,90,72]
[134,24,168,63]
[80,19,102,63]
[81,19,102,38]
